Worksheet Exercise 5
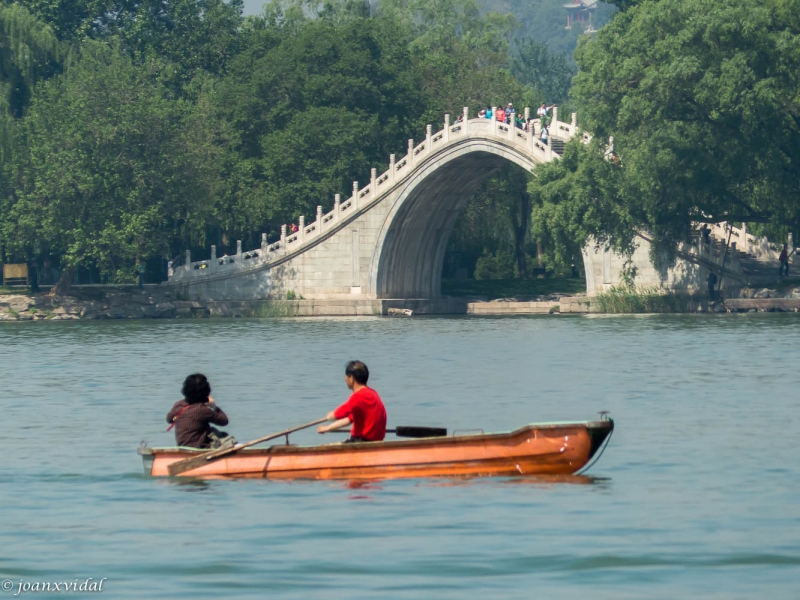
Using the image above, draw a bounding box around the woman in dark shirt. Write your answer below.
[167,374,230,448]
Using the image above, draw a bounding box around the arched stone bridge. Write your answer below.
[168,107,586,304]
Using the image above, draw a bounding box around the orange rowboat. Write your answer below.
[139,417,614,480]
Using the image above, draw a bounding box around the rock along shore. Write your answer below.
[2,285,800,321]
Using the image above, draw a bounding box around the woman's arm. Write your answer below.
[206,397,229,426]
[166,401,183,424]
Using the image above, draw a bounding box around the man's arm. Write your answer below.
[318,417,352,434]
[318,408,352,434]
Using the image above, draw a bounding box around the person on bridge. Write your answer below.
[167,374,234,449]
[506,103,515,124]
[318,360,387,443]
[779,244,790,276]
[484,106,492,120]
[541,125,549,145]
[496,106,506,123]
[537,103,556,123]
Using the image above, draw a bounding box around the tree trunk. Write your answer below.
[515,233,528,279]
[509,188,532,279]
[51,266,76,296]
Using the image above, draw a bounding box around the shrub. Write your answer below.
[474,250,515,280]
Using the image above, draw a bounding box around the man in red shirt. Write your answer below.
[318,360,387,442]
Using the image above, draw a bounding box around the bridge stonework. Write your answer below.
[166,108,780,310]
[168,109,584,303]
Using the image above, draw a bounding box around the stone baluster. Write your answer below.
[742,222,748,253]
[444,114,450,142]
[352,181,359,211]
[334,193,341,219]
[529,121,536,152]
[316,205,322,233]
[281,224,287,254]
[261,233,267,253]
[571,112,577,131]
[298,216,305,243]
[492,106,497,136]
[524,107,531,139]
[236,240,242,258]
[408,138,414,166]
[426,124,432,155]
[463,107,469,133]
[389,154,395,183]
[370,168,377,198]
[552,106,559,131]
[185,250,191,274]
[210,245,217,271]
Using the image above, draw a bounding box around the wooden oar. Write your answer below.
[168,417,327,476]
[330,425,447,438]
[394,426,447,438]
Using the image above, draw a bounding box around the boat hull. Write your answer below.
[140,420,613,480]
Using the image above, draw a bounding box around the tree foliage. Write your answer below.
[2,42,225,277]
[1,0,541,283]
[546,0,800,260]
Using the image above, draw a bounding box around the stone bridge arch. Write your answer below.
[167,109,584,307]
[370,139,541,299]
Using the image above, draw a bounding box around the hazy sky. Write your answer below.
[242,0,265,16]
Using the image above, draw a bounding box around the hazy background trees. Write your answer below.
[2,0,594,285]
[6,0,793,288]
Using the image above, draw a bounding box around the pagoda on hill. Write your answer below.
[564,0,597,32]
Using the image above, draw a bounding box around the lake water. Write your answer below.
[0,314,798,599]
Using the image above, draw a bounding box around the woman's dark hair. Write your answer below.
[345,360,369,385]
[182,373,211,404]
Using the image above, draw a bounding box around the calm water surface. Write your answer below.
[1,315,798,599]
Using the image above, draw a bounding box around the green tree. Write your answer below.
[0,0,113,40]
[213,12,428,244]
[3,41,226,287]
[512,38,574,105]
[528,139,632,271]
[0,3,62,118]
[569,0,800,259]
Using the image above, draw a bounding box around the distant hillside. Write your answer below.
[481,0,616,58]
[242,1,616,59]
[242,0,265,15]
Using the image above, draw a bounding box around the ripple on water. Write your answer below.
[0,314,799,598]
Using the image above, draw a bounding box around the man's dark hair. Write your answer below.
[345,360,369,385]
[182,373,211,404]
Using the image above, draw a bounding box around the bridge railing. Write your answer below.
[704,222,781,261]
[168,106,583,282]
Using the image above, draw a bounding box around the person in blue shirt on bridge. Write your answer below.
[484,106,492,120]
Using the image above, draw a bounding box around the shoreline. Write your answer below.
[2,286,800,321]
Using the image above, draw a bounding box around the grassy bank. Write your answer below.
[592,286,694,313]
[441,278,585,300]
[241,302,298,318]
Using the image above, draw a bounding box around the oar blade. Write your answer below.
[394,426,447,438]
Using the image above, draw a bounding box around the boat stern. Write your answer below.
[137,442,155,476]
